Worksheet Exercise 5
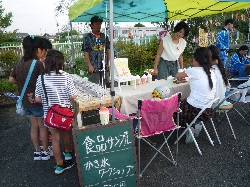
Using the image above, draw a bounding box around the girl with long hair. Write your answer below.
[175,47,216,143]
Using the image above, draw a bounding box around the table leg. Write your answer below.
[77,112,82,127]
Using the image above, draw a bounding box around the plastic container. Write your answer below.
[167,75,173,87]
[147,74,152,83]
[130,80,135,86]
[136,75,141,85]
[141,74,147,84]
[99,107,109,125]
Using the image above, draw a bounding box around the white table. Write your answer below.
[114,79,190,115]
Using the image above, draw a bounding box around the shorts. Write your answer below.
[23,106,44,118]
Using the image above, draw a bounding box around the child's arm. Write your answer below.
[175,72,188,78]
[35,96,42,103]
[9,76,16,84]
[70,95,76,100]
[178,54,184,69]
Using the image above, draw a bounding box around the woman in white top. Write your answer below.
[208,45,229,102]
[154,21,189,79]
[175,47,216,143]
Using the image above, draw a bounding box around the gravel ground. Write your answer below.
[0,105,250,187]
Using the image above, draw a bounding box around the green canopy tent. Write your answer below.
[68,0,250,121]
[69,0,250,22]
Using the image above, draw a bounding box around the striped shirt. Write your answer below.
[35,70,77,117]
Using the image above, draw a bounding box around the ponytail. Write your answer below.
[217,58,229,86]
[208,45,229,86]
[194,47,213,89]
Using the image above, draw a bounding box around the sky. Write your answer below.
[2,0,154,35]
[2,0,63,35]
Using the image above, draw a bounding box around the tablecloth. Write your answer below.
[114,79,190,115]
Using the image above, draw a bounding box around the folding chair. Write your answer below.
[108,107,138,134]
[208,90,242,144]
[233,81,250,122]
[137,92,181,177]
[108,107,136,119]
[174,97,220,156]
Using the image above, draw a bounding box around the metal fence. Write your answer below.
[0,36,155,64]
[0,42,84,60]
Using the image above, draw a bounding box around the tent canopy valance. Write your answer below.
[69,0,250,23]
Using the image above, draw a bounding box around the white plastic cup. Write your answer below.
[141,74,147,84]
[147,74,152,83]
[99,107,109,125]
[136,75,141,85]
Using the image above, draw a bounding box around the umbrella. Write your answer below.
[68,0,250,122]
[69,0,250,22]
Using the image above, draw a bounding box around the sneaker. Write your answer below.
[49,146,53,157]
[34,150,41,161]
[55,160,75,174]
[185,127,195,144]
[41,150,50,160]
[63,151,73,161]
[194,123,202,137]
[41,146,54,160]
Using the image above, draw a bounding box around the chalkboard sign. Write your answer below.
[73,119,139,187]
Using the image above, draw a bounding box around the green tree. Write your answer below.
[0,1,20,44]
[134,23,145,27]
[0,1,13,31]
[61,30,78,38]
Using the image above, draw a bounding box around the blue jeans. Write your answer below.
[238,66,247,77]
[23,106,44,118]
[222,57,228,69]
[157,58,178,80]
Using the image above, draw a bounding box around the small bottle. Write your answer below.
[167,75,173,87]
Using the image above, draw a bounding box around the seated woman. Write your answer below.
[175,47,216,143]
[208,45,230,105]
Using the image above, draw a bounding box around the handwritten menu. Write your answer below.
[73,120,139,187]
[114,58,131,77]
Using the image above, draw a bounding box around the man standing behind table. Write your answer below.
[229,45,250,77]
[82,15,110,86]
[216,18,234,69]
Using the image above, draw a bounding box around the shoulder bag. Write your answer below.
[41,74,74,130]
[16,59,36,116]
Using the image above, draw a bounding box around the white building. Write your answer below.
[114,26,165,38]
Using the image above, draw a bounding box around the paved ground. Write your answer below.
[0,105,250,187]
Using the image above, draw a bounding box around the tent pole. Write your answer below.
[109,0,115,122]
[70,22,76,73]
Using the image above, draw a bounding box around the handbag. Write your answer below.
[16,60,37,116]
[41,75,74,130]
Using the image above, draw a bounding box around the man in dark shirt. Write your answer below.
[82,16,110,86]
